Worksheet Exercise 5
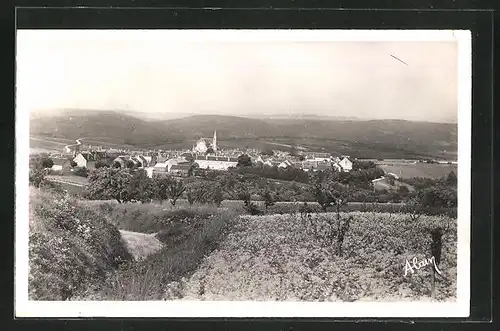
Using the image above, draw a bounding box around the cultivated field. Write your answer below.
[167,212,457,302]
[378,163,457,179]
[46,175,89,186]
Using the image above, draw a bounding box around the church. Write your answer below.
[193,130,217,154]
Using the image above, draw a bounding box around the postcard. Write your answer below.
[15,29,471,318]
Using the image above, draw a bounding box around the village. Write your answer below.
[43,130,355,177]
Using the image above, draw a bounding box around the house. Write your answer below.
[170,164,191,177]
[303,152,331,162]
[51,158,71,172]
[255,156,265,164]
[152,162,168,177]
[113,156,129,168]
[263,160,274,167]
[73,152,96,169]
[194,155,238,171]
[278,159,293,169]
[338,157,353,172]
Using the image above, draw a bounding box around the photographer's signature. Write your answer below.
[404,256,442,277]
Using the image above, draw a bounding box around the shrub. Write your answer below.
[74,166,89,177]
[29,167,47,188]
[28,189,132,300]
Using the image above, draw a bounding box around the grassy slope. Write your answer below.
[78,202,239,300]
[28,188,132,300]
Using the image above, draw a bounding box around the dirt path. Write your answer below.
[119,230,164,261]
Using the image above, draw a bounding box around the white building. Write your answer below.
[73,152,94,168]
[194,155,238,171]
[338,157,353,172]
[152,162,168,177]
[193,130,217,154]
[278,159,293,169]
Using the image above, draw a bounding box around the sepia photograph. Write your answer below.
[15,29,471,317]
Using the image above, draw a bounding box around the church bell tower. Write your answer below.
[213,130,217,152]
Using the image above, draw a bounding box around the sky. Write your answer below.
[17,30,460,123]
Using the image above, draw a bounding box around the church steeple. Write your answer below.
[213,130,217,152]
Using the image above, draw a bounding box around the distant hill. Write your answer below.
[163,115,280,139]
[250,113,362,121]
[29,109,188,147]
[29,110,457,159]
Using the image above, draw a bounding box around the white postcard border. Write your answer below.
[15,29,471,318]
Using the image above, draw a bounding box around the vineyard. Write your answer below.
[165,212,457,302]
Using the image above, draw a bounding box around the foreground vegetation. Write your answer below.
[28,152,458,302]
[77,203,239,300]
[28,188,132,300]
[169,212,457,302]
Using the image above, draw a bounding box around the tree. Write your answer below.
[112,161,121,168]
[308,172,352,256]
[298,154,306,161]
[310,172,349,212]
[205,147,215,155]
[125,160,135,169]
[445,171,457,186]
[165,178,186,206]
[398,185,410,196]
[237,154,252,168]
[261,187,275,212]
[185,181,213,204]
[94,160,109,169]
[73,167,89,177]
[85,168,132,203]
[29,168,46,188]
[188,163,199,177]
[212,185,224,207]
[70,160,77,168]
[152,176,172,204]
[352,160,377,171]
[127,169,154,203]
[217,172,240,198]
[232,181,259,214]
[41,157,54,169]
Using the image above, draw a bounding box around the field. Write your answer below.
[46,175,89,186]
[29,136,73,154]
[378,162,457,179]
[167,212,457,302]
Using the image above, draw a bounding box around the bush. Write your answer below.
[74,167,89,177]
[29,189,132,300]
